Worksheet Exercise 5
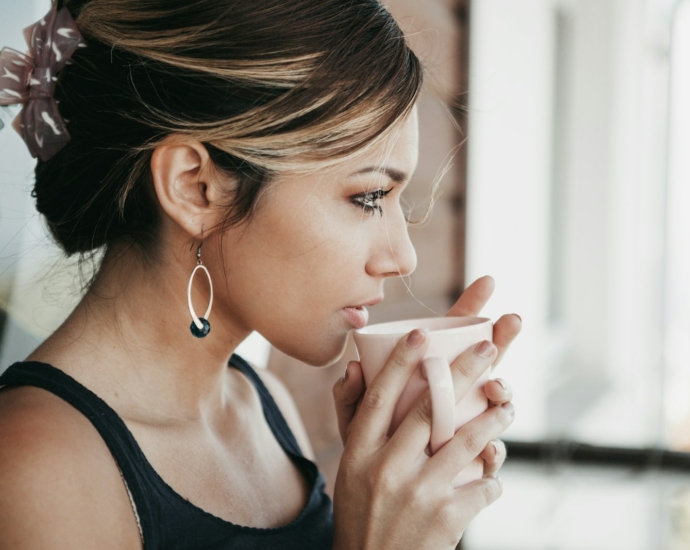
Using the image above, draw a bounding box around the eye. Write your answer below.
[351,188,393,216]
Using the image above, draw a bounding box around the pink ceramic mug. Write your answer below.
[352,316,493,487]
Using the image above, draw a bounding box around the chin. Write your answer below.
[274,331,350,368]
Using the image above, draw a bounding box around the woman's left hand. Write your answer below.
[333,275,521,449]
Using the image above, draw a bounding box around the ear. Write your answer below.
[150,137,229,239]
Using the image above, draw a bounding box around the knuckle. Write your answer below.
[389,346,411,370]
[409,481,429,506]
[362,385,388,412]
[453,357,475,380]
[437,502,462,536]
[452,355,485,383]
[461,429,484,456]
[465,480,501,514]
[371,463,397,495]
[479,478,502,505]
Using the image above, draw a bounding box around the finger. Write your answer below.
[382,384,433,464]
[492,314,522,367]
[347,329,429,451]
[425,402,515,484]
[423,358,455,454]
[449,340,498,403]
[484,378,513,405]
[480,439,507,477]
[450,476,503,519]
[385,340,497,462]
[446,276,495,317]
[332,361,366,445]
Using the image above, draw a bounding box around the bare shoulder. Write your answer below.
[0,386,142,549]
[251,366,316,461]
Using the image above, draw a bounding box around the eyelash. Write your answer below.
[352,188,393,216]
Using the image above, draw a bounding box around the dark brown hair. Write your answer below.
[36,0,423,259]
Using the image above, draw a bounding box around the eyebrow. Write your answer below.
[349,166,409,183]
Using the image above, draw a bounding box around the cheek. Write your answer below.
[220,200,369,364]
[237,245,358,366]
[252,197,367,302]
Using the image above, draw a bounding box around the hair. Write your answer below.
[33,0,423,263]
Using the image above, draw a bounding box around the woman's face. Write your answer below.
[219,109,419,366]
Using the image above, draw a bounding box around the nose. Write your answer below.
[365,209,417,279]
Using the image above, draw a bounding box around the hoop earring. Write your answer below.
[187,241,213,338]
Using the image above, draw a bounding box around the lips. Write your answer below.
[341,306,370,329]
[341,296,382,329]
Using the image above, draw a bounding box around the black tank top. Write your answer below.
[0,355,334,549]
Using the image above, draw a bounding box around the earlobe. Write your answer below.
[150,138,220,238]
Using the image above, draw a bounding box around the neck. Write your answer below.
[28,241,251,423]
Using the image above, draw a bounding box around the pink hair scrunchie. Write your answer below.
[0,5,86,161]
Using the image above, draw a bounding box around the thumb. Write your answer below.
[332,361,366,445]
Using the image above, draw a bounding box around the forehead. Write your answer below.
[330,107,419,180]
[362,107,419,171]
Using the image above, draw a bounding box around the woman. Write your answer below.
[0,0,521,548]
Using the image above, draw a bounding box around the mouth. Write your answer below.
[341,297,383,329]
[341,306,369,329]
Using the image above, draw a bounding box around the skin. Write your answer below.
[0,107,521,548]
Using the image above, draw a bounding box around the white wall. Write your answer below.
[665,0,690,447]
[555,0,670,447]
[465,0,676,546]
[467,0,672,446]
[467,0,557,440]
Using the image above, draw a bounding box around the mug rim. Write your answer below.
[354,316,492,338]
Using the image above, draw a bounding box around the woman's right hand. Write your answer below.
[331,329,515,550]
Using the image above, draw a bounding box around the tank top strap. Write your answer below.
[228,354,305,458]
[0,360,160,548]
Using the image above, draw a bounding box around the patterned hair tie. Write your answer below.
[0,5,85,161]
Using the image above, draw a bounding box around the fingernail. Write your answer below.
[512,313,522,323]
[494,378,507,391]
[491,441,499,456]
[501,402,515,415]
[475,340,496,359]
[407,329,426,348]
[342,364,350,383]
[496,476,503,487]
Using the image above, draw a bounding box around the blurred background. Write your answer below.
[2,0,690,548]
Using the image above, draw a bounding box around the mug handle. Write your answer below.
[422,357,456,455]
